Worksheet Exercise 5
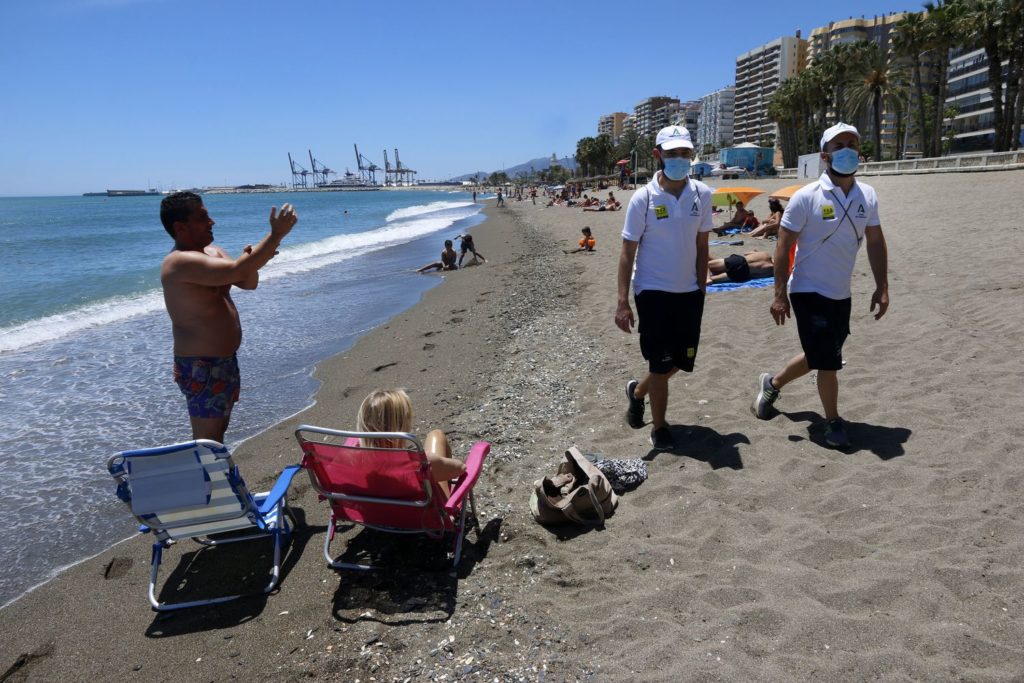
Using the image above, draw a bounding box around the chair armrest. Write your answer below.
[257,465,302,515]
[444,441,489,514]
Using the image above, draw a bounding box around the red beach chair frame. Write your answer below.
[294,425,488,570]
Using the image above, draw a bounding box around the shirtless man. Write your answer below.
[418,239,459,272]
[159,191,297,443]
[706,250,774,284]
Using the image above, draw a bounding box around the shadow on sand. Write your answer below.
[328,517,502,626]
[643,424,749,470]
[781,410,911,460]
[145,507,314,637]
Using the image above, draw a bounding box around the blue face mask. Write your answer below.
[828,147,859,176]
[662,157,691,181]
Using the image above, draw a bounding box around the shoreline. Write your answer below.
[4,172,1024,680]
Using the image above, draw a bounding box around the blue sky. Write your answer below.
[1,0,916,195]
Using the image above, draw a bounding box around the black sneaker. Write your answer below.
[824,418,852,449]
[625,379,645,429]
[650,426,677,451]
[752,372,780,420]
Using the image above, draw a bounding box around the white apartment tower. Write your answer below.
[697,87,736,152]
[734,33,807,145]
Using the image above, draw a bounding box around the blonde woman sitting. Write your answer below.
[357,388,466,494]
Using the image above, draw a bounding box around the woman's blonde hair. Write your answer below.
[357,389,413,447]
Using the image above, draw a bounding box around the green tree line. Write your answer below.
[575,130,657,180]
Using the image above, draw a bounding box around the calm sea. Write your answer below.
[0,189,486,607]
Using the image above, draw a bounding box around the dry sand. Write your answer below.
[3,171,1024,681]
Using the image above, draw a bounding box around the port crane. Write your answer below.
[394,149,416,186]
[383,149,416,186]
[308,150,336,187]
[288,153,311,189]
[353,145,379,185]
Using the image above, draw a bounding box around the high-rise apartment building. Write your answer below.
[696,87,735,152]
[597,112,628,143]
[807,13,908,61]
[734,34,807,146]
[634,96,680,137]
[672,100,701,135]
[944,47,1017,153]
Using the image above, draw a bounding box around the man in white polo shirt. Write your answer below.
[752,122,889,449]
[616,125,714,451]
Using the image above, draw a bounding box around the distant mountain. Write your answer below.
[451,155,577,182]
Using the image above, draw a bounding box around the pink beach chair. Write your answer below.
[294,425,488,570]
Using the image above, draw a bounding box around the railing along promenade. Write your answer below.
[777,149,1024,178]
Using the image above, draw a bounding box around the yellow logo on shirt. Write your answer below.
[822,204,835,219]
[654,205,669,219]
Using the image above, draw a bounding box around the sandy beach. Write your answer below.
[3,170,1024,681]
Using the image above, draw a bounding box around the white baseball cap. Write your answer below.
[820,122,860,151]
[656,125,694,151]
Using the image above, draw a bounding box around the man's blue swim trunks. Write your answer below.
[173,354,241,418]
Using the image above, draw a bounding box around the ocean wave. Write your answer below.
[0,290,166,353]
[0,205,481,353]
[385,200,473,223]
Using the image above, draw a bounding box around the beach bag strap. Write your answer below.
[559,446,618,526]
[529,446,619,526]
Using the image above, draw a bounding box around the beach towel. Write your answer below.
[710,240,744,246]
[707,276,774,293]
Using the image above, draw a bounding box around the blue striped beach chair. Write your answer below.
[107,439,301,611]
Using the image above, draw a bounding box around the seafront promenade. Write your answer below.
[3,169,1023,681]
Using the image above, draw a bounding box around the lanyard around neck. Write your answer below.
[827,188,863,245]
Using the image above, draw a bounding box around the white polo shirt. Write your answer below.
[621,172,714,294]
[781,172,881,300]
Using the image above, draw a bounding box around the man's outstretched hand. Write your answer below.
[270,203,298,237]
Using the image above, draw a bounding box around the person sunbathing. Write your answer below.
[357,388,465,495]
[748,198,784,239]
[564,226,596,253]
[706,250,774,284]
[712,201,754,235]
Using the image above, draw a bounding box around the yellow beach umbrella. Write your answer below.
[769,184,807,201]
[711,186,764,208]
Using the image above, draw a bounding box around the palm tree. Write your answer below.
[1006,0,1024,149]
[768,79,802,167]
[893,11,932,155]
[923,0,967,156]
[960,0,1009,149]
[846,42,912,160]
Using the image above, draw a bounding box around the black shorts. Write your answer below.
[634,289,705,374]
[724,254,751,282]
[790,292,851,371]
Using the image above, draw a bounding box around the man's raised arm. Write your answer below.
[165,204,297,286]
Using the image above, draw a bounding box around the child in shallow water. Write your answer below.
[357,388,466,494]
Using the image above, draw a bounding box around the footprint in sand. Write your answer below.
[103,556,133,580]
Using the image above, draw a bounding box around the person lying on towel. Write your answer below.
[706,250,774,284]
